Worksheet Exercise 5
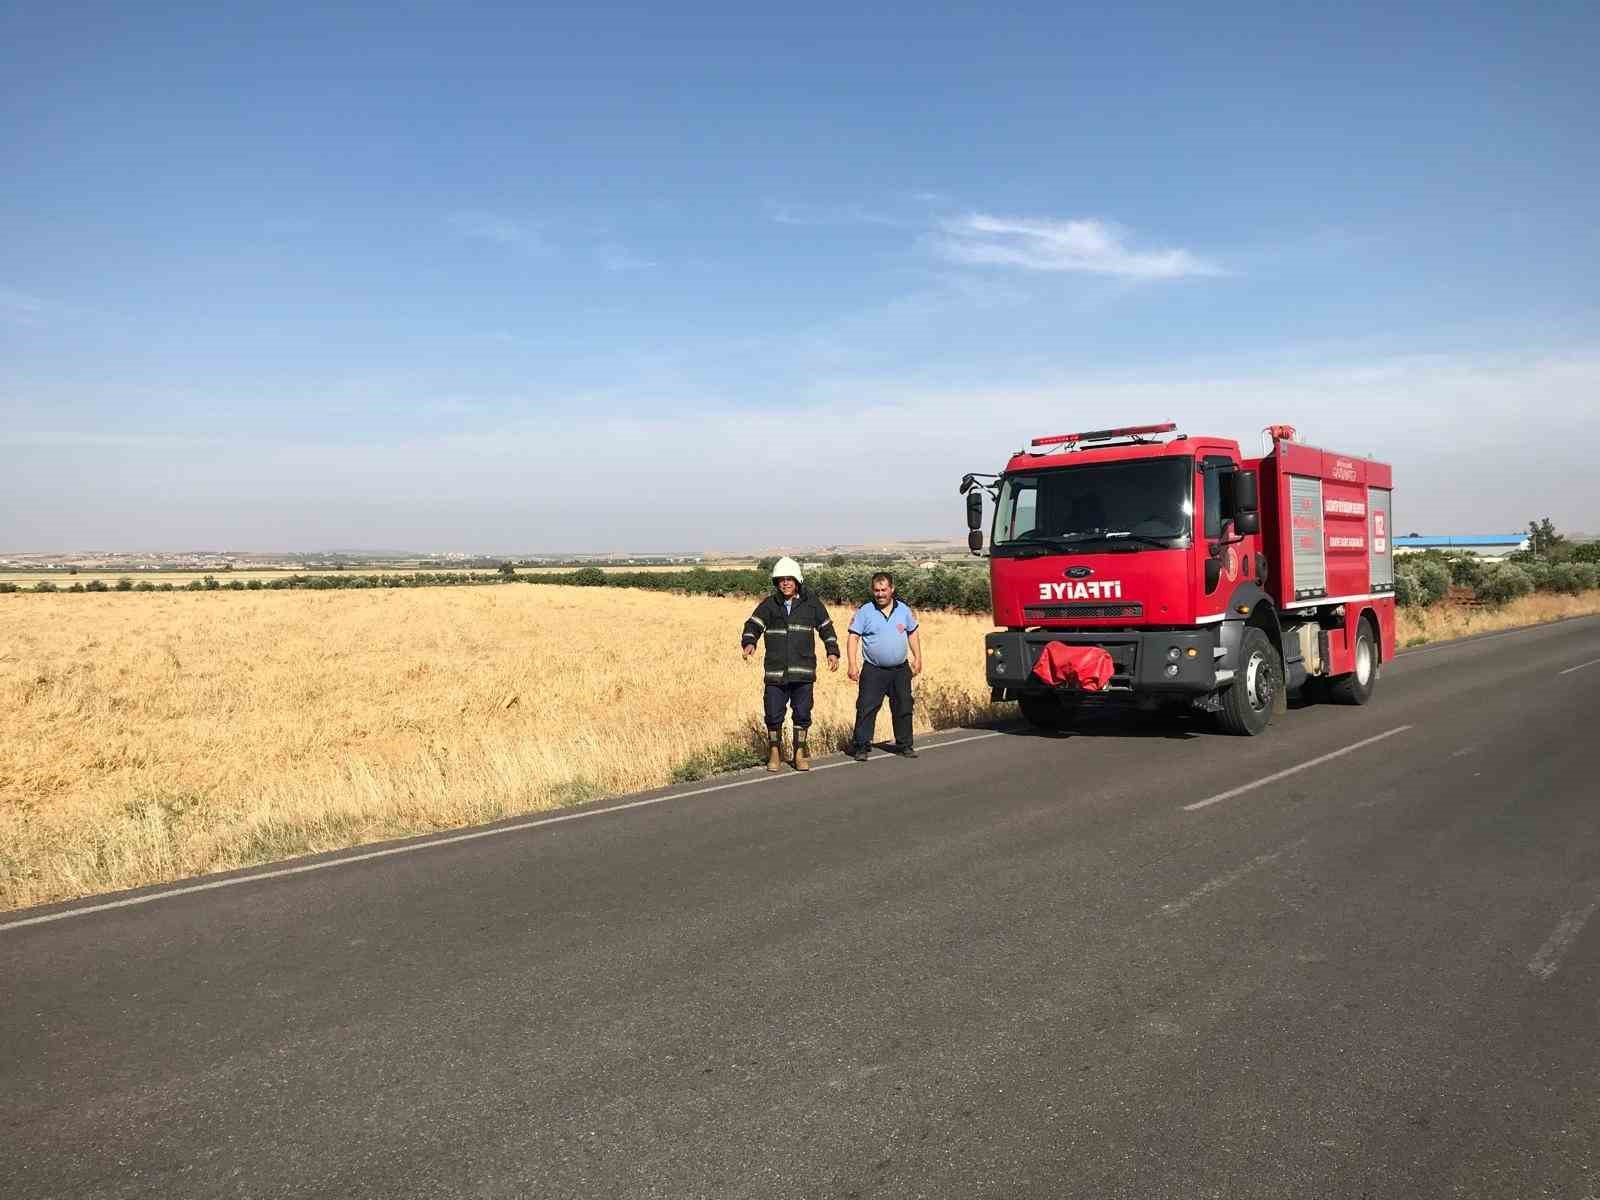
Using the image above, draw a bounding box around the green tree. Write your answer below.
[498,561,517,578]
[1526,517,1567,559]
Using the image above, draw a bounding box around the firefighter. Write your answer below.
[741,557,841,772]
[846,571,923,760]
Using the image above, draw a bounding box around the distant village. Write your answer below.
[0,539,968,575]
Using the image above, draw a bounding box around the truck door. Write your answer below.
[1197,454,1243,623]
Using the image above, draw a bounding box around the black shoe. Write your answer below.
[897,745,919,759]
[851,746,870,762]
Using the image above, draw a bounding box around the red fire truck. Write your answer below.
[961,422,1396,735]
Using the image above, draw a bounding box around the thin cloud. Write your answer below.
[0,286,49,326]
[7,350,1598,547]
[934,214,1223,279]
[447,211,550,255]
[420,396,487,419]
[596,244,656,272]
[765,200,908,228]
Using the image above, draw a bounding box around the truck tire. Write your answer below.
[1328,619,1378,705]
[1019,691,1078,731]
[1215,626,1279,736]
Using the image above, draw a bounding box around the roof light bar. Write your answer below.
[1030,422,1177,448]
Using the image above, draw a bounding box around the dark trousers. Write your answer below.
[853,662,913,751]
[764,682,814,730]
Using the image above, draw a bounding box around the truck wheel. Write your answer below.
[1328,619,1378,705]
[1019,692,1077,731]
[1216,627,1279,736]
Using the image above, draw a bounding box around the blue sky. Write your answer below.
[4,1,1597,551]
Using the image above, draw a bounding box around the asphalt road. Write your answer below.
[4,618,1599,1199]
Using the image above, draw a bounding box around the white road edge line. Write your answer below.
[0,730,1005,933]
[1528,900,1599,981]
[1398,615,1600,658]
[1183,725,1415,812]
[1558,657,1600,676]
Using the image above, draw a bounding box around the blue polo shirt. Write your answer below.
[849,599,918,667]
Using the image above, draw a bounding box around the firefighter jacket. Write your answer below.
[741,588,841,684]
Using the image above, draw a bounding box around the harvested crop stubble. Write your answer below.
[0,586,1001,910]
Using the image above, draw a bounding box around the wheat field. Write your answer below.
[4,585,1597,912]
[0,586,999,911]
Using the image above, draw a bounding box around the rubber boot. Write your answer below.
[793,728,811,771]
[766,728,783,773]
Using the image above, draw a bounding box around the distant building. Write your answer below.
[1394,534,1529,561]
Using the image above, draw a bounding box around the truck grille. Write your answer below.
[1024,603,1144,620]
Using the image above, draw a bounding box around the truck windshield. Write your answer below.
[991,458,1192,555]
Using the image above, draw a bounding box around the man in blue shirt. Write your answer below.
[846,571,923,761]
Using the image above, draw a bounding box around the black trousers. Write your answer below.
[853,662,913,751]
[764,681,814,730]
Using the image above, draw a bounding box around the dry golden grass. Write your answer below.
[5,584,1597,912]
[0,587,999,911]
[1395,590,1600,646]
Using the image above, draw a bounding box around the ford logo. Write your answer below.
[1065,566,1094,578]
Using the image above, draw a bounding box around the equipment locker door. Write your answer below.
[1369,487,1394,591]
[1288,475,1327,600]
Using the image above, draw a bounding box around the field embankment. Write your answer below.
[3,585,1598,912]
[1396,589,1600,646]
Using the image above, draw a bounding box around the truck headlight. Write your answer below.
[1164,663,1180,677]
[1167,646,1181,661]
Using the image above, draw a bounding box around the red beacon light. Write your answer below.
[1030,421,1177,448]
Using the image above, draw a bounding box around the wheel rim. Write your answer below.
[1245,651,1274,712]
[1356,636,1373,686]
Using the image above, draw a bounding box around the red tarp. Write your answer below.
[1031,642,1115,692]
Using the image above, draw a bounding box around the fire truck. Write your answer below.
[961,422,1396,735]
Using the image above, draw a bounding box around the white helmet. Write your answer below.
[770,555,804,583]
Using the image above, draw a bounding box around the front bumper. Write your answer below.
[985,628,1219,697]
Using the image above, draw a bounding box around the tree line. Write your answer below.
[0,564,998,612]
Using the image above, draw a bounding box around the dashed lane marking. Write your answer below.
[1160,838,1309,915]
[1529,900,1599,981]
[1558,657,1600,676]
[1182,726,1415,812]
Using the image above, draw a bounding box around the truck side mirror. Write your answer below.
[1234,470,1259,512]
[968,530,984,554]
[965,489,983,530]
[1235,510,1260,535]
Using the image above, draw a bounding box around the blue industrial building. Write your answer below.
[1394,534,1529,559]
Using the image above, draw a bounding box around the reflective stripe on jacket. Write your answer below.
[741,589,841,683]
